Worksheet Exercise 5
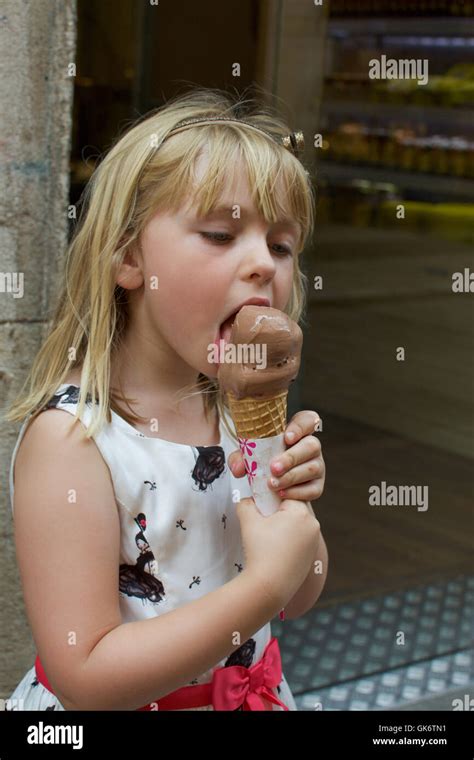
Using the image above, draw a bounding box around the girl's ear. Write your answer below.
[115,244,143,291]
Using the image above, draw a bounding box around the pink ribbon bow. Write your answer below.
[211,637,289,711]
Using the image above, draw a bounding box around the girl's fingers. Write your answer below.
[270,435,321,476]
[276,479,324,502]
[268,457,322,491]
[284,410,321,444]
[228,450,246,477]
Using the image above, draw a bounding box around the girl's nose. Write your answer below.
[242,242,277,281]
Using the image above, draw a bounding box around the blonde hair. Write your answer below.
[6,86,315,445]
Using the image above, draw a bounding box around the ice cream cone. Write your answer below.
[226,390,288,439]
[218,305,302,518]
[226,389,288,518]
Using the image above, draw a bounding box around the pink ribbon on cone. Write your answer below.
[211,637,289,711]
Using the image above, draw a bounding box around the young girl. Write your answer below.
[6,86,328,711]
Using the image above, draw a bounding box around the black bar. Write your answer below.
[0,708,472,757]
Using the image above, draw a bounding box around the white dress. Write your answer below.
[7,383,297,711]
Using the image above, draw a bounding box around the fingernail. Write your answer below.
[273,461,284,473]
[286,431,295,442]
[270,477,280,488]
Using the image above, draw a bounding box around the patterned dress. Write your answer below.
[7,384,297,711]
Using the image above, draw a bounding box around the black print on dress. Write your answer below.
[29,674,62,707]
[225,637,256,669]
[190,445,226,492]
[176,519,186,530]
[234,562,243,573]
[189,575,201,588]
[42,384,95,411]
[222,514,227,529]
[119,513,165,605]
[186,638,261,696]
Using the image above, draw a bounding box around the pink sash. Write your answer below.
[35,636,289,711]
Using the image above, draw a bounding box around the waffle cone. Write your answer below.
[226,390,288,439]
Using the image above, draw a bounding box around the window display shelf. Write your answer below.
[328,17,474,36]
[321,100,474,133]
[317,160,474,201]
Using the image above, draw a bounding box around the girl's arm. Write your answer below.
[283,531,328,620]
[82,565,276,711]
[13,410,283,711]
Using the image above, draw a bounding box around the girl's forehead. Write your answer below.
[169,148,303,235]
[192,154,251,199]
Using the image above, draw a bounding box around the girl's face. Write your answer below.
[121,154,301,384]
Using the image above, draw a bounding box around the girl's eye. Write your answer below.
[201,232,232,243]
[200,232,292,256]
[273,244,293,256]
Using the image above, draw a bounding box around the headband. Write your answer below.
[162,116,305,160]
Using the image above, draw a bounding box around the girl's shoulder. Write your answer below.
[12,372,91,492]
[10,383,108,517]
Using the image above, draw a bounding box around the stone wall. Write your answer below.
[0,0,77,698]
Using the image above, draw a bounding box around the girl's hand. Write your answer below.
[228,410,325,503]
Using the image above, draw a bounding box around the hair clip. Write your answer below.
[281,131,305,159]
[164,117,305,160]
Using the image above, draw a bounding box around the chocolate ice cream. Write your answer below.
[218,305,303,399]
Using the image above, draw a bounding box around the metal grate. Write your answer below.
[273,574,474,709]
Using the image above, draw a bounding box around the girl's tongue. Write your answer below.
[219,313,236,345]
